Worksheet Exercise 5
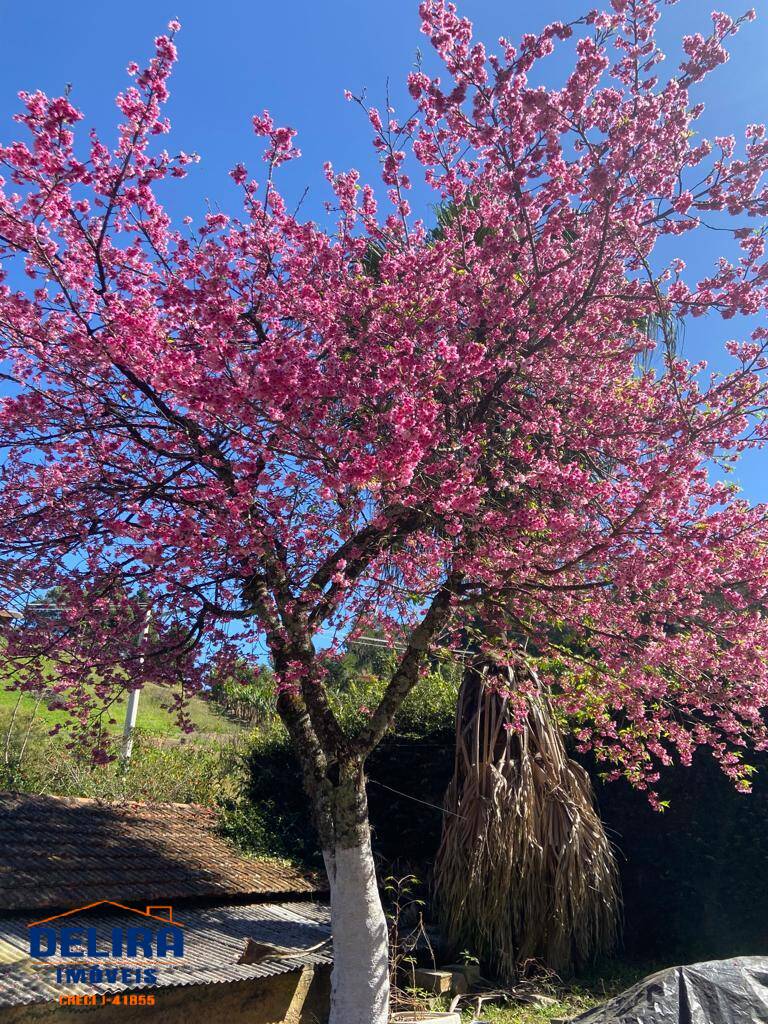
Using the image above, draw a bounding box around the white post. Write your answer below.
[120,688,141,762]
[120,610,151,763]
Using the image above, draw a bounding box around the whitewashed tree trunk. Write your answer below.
[324,833,390,1024]
[268,584,458,1023]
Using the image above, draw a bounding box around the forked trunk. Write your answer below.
[324,830,390,1024]
[270,581,460,1021]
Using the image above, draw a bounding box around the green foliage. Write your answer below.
[447,995,601,1023]
[221,649,461,866]
[361,239,386,281]
[427,193,494,249]
[221,731,323,866]
[209,660,278,726]
[396,665,461,735]
[0,653,246,804]
[327,641,461,736]
[458,950,479,966]
[432,961,657,1023]
[0,638,459,870]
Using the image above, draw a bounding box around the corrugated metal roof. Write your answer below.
[0,901,332,1007]
[0,793,322,910]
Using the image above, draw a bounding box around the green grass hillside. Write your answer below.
[0,681,242,739]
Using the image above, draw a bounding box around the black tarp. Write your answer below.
[571,957,768,1024]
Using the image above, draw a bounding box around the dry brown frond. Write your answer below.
[434,658,620,980]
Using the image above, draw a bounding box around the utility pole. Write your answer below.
[120,608,151,764]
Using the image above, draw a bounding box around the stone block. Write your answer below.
[411,968,453,995]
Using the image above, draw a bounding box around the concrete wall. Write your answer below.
[0,967,331,1024]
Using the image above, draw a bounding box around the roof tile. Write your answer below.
[0,793,322,911]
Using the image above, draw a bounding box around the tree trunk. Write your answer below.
[318,764,389,1024]
[296,749,389,1024]
[272,647,395,1022]
[324,829,390,1024]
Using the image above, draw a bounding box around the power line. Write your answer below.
[367,778,465,820]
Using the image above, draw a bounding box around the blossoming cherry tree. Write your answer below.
[2,3,768,1020]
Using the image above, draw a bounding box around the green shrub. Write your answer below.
[221,731,323,866]
[209,661,279,726]
[330,663,460,736]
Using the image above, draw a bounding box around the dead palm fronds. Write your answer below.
[434,657,619,980]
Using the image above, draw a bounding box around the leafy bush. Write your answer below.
[330,663,461,736]
[227,685,459,870]
[209,660,279,726]
[219,732,323,866]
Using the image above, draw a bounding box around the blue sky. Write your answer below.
[1,0,767,500]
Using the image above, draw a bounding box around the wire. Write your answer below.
[367,777,466,820]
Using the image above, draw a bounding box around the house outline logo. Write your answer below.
[26,901,182,929]
[26,900,186,977]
